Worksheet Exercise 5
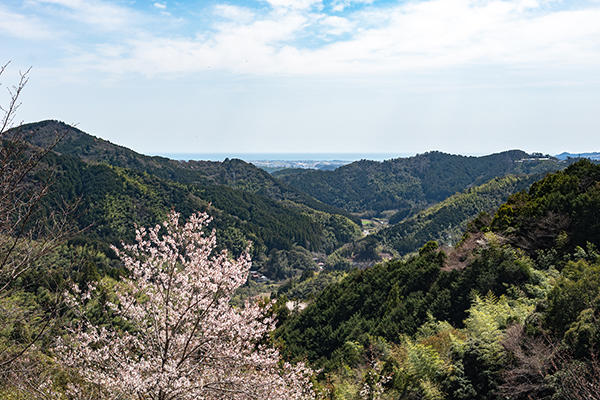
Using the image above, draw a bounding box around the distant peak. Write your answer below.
[23,119,77,130]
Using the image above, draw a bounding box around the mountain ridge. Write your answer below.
[11,120,359,224]
[273,149,564,216]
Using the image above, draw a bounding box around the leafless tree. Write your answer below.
[0,61,76,375]
[500,324,600,400]
[498,324,557,399]
[554,348,600,400]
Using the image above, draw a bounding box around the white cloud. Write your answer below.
[331,0,374,13]
[31,0,144,31]
[0,5,55,39]
[89,12,310,76]
[153,2,167,10]
[264,0,322,10]
[5,0,598,155]
[9,0,600,78]
[214,4,256,22]
[319,15,354,35]
[79,0,599,76]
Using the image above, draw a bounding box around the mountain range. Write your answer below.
[9,120,575,280]
[555,151,600,161]
[274,150,564,217]
[5,119,600,400]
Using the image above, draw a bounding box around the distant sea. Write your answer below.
[153,153,414,162]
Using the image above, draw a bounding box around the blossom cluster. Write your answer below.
[56,211,314,400]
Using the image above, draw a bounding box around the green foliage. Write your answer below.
[437,240,534,324]
[5,125,600,400]
[463,294,533,361]
[278,240,536,370]
[275,151,564,215]
[16,120,359,224]
[281,201,362,254]
[372,175,540,257]
[9,121,370,281]
[34,151,357,279]
[277,271,347,301]
[491,160,600,254]
[282,162,600,400]
[278,246,443,368]
[543,258,600,355]
[397,338,449,399]
[325,251,355,271]
[264,246,319,280]
[564,308,599,357]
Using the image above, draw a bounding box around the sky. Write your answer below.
[1,0,599,155]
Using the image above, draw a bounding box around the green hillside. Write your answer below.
[3,120,598,400]
[35,150,360,279]
[320,174,543,269]
[372,174,543,256]
[490,159,600,253]
[274,151,565,216]
[279,240,534,367]
[277,160,600,399]
[13,120,358,224]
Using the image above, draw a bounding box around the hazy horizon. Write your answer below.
[154,149,591,163]
[155,152,414,161]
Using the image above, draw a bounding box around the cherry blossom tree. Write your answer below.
[56,211,315,400]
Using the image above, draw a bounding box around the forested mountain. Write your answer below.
[4,119,598,400]
[322,174,546,269]
[26,144,361,280]
[490,159,600,253]
[279,239,533,368]
[372,174,543,256]
[13,120,357,223]
[276,160,600,399]
[40,152,311,252]
[274,150,564,216]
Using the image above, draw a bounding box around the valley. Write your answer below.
[1,119,598,400]
[3,2,600,397]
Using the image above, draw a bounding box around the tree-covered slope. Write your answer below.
[274,151,565,216]
[490,159,600,254]
[35,150,360,279]
[371,174,542,256]
[12,120,358,223]
[278,240,534,368]
[277,161,600,400]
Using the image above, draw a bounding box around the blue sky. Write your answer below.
[1,0,599,155]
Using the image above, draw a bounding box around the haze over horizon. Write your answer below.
[2,0,600,155]
[152,150,545,162]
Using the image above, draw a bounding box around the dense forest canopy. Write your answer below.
[319,174,554,271]
[275,160,600,399]
[2,0,600,393]
[274,150,564,216]
[370,174,544,256]
[8,122,363,280]
[15,120,359,224]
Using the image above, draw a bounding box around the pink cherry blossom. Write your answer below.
[55,211,315,400]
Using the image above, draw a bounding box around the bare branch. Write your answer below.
[0,61,76,374]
